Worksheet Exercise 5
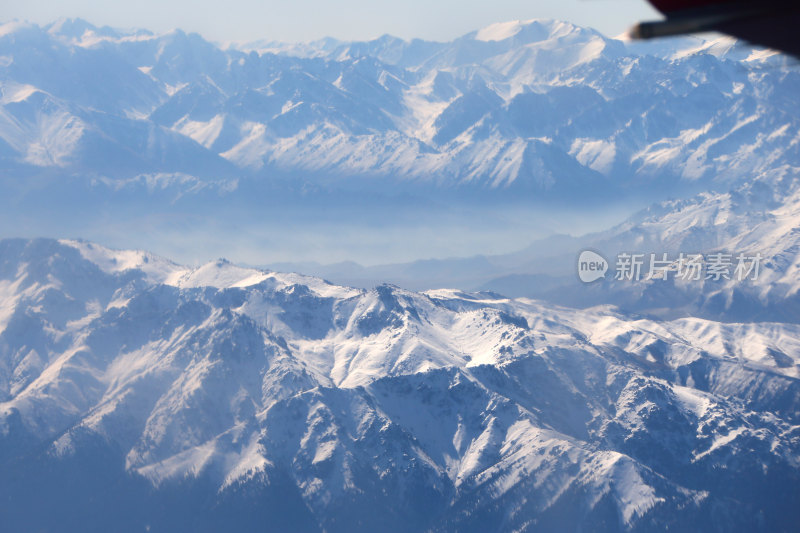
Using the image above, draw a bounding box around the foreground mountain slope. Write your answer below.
[1,238,798,532]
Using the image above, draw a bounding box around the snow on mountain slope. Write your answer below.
[0,84,86,166]
[61,238,185,283]
[0,18,796,198]
[596,169,800,317]
[475,20,534,42]
[59,239,359,297]
[0,238,797,532]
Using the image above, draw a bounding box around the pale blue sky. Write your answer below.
[6,0,661,43]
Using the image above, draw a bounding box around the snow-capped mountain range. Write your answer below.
[1,16,799,531]
[0,238,798,532]
[0,17,797,198]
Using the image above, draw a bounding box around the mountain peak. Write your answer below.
[470,18,588,43]
[0,20,38,39]
[473,19,539,42]
[46,17,97,37]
